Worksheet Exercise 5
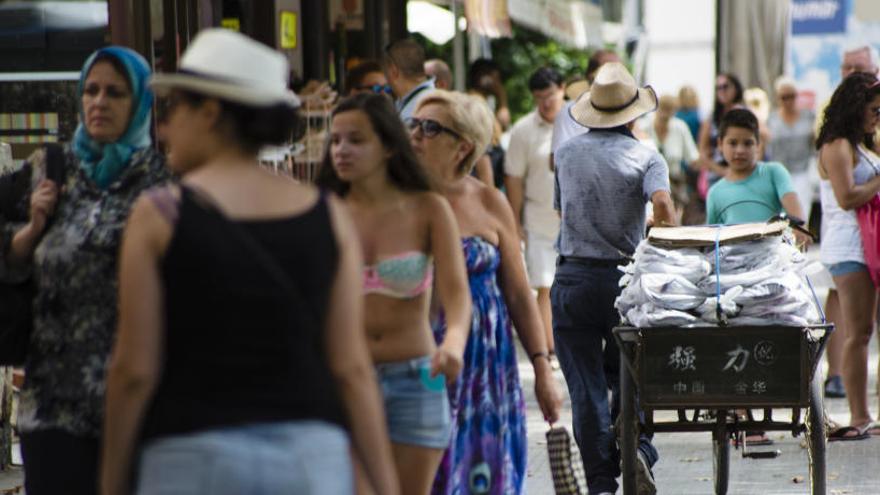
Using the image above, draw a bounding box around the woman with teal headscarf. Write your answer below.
[1,46,170,494]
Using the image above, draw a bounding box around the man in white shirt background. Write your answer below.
[505,67,566,362]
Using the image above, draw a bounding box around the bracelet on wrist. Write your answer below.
[530,351,551,363]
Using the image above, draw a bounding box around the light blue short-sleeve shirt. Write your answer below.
[705,161,795,225]
[397,79,436,122]
[554,129,671,259]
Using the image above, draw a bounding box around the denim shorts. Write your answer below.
[826,261,867,277]
[375,355,452,449]
[136,421,352,495]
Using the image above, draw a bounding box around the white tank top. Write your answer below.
[819,145,880,266]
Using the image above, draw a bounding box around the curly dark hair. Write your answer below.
[316,93,431,196]
[817,72,880,151]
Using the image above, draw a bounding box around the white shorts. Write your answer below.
[526,232,557,288]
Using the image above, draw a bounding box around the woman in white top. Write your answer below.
[641,94,699,222]
[817,72,880,441]
[767,77,816,220]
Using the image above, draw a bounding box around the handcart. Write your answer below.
[613,324,832,495]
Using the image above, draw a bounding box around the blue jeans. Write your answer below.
[826,260,866,277]
[551,260,658,494]
[375,355,452,448]
[136,421,352,494]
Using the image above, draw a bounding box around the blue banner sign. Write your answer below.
[792,0,848,35]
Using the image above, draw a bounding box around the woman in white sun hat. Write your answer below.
[100,29,399,495]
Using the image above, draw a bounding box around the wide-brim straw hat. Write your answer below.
[569,62,657,128]
[565,79,590,101]
[150,29,300,108]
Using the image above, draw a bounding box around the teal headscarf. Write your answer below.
[73,46,153,189]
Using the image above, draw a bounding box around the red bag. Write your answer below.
[697,168,710,200]
[857,194,880,287]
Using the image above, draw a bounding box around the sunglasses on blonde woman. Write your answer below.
[405,117,461,140]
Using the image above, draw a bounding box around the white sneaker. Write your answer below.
[635,451,657,495]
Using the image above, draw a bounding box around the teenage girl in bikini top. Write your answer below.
[317,93,471,495]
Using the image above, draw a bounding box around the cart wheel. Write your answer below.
[807,372,826,495]
[712,410,729,495]
[620,345,637,495]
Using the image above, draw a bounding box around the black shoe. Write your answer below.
[825,375,846,399]
[635,451,657,495]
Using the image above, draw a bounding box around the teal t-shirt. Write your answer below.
[706,162,795,225]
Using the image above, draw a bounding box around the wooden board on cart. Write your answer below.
[648,221,787,248]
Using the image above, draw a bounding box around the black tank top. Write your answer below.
[141,186,344,441]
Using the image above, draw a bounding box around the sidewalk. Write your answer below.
[521,270,880,494]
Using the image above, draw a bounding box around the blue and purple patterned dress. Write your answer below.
[432,236,527,495]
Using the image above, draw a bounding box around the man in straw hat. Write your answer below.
[551,62,675,495]
[550,49,621,169]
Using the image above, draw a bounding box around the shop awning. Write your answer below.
[463,0,512,38]
[464,0,603,49]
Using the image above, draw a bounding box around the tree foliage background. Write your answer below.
[416,25,599,123]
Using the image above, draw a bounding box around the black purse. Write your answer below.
[0,144,65,365]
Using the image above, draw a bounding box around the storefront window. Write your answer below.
[0,1,108,149]
[0,0,109,72]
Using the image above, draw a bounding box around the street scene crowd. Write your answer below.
[2,22,880,495]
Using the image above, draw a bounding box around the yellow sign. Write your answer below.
[221,18,240,32]
[281,12,297,49]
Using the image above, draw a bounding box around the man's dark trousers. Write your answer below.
[551,258,658,494]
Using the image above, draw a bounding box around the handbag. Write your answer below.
[857,194,880,287]
[0,144,66,365]
[546,426,587,495]
[856,147,880,287]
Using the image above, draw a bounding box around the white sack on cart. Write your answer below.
[730,313,813,327]
[696,286,742,322]
[697,262,782,294]
[615,276,705,313]
[738,297,818,320]
[733,272,805,305]
[625,303,701,327]
[632,243,711,283]
[640,273,706,310]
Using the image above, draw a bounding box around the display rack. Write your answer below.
[257,84,336,184]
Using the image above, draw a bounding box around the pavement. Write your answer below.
[521,340,880,495]
[521,268,880,494]
[3,255,879,494]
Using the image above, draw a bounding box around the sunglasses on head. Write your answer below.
[357,84,393,95]
[405,117,461,139]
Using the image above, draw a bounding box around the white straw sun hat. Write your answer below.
[150,28,300,108]
[569,62,657,128]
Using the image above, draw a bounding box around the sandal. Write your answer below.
[732,431,774,447]
[828,425,870,442]
[857,421,880,437]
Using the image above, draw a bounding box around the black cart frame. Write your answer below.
[613,324,832,495]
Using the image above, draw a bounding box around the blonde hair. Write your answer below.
[658,94,679,112]
[744,87,770,123]
[417,90,494,176]
[678,85,699,109]
[773,76,797,95]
